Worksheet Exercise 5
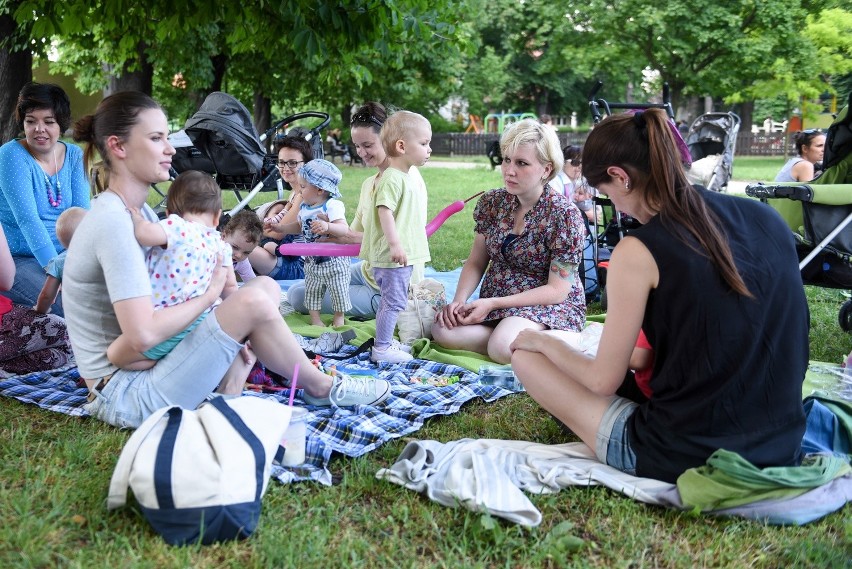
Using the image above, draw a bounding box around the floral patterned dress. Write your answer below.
[473,186,586,331]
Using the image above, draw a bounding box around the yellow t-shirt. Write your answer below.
[354,167,427,288]
[359,166,430,270]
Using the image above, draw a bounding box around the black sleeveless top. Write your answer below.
[628,188,808,483]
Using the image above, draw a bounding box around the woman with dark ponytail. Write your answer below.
[510,109,809,483]
[63,92,390,429]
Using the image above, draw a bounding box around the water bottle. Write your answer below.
[478,365,524,391]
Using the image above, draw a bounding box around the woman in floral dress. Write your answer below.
[432,119,586,363]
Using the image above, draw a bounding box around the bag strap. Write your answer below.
[107,405,173,510]
[308,337,374,361]
[208,397,267,502]
[410,283,427,339]
[153,407,183,509]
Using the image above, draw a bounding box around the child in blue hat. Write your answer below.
[265,159,351,327]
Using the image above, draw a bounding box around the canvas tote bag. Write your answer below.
[107,396,291,545]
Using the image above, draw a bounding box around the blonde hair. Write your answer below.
[55,207,87,249]
[380,110,430,158]
[500,119,563,183]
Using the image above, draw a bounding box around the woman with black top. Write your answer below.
[510,109,809,483]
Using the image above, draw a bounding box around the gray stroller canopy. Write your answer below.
[184,92,266,177]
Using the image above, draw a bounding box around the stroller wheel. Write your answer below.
[839,299,852,333]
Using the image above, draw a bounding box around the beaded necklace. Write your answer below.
[42,148,62,208]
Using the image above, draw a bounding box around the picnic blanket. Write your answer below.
[0,341,521,486]
[377,366,852,526]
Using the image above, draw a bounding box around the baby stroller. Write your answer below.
[586,81,676,307]
[684,112,741,192]
[158,91,330,221]
[745,92,852,330]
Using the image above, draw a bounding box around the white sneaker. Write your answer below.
[389,339,412,353]
[371,344,414,364]
[302,373,391,407]
[279,295,295,317]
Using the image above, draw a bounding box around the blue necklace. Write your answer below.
[41,148,62,208]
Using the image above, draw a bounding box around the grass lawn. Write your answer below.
[1,157,849,568]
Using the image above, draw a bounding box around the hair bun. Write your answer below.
[72,115,95,143]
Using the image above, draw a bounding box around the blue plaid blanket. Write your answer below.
[0,364,88,416]
[0,343,517,486]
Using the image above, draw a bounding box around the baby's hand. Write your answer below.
[310,219,329,235]
[263,211,286,227]
[389,243,407,266]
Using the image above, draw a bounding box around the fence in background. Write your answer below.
[431,132,790,157]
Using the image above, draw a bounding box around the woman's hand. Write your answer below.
[510,328,547,354]
[239,341,256,366]
[204,253,228,302]
[436,301,467,329]
[456,298,495,325]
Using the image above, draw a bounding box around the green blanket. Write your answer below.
[283,314,495,372]
[677,450,851,512]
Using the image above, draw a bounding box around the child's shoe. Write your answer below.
[371,343,414,363]
[390,339,412,353]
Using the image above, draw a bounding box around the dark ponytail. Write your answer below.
[583,109,752,298]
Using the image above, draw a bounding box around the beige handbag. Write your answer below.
[396,278,447,345]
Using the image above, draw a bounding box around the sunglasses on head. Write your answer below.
[802,128,822,135]
[350,112,383,128]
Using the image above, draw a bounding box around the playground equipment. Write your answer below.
[483,112,538,134]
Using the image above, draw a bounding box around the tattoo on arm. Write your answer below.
[550,259,577,282]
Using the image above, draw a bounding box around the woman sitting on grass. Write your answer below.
[247,136,312,281]
[431,119,587,364]
[510,109,808,483]
[63,92,391,429]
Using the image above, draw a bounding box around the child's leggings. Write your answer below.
[372,265,414,350]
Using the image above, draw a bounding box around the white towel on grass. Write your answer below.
[376,438,674,526]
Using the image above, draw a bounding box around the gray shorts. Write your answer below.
[83,310,243,429]
[595,396,639,474]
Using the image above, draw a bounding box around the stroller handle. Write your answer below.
[745,183,814,202]
[588,80,673,124]
[261,112,331,142]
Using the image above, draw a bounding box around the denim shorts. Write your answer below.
[267,255,304,280]
[83,310,242,429]
[595,396,638,474]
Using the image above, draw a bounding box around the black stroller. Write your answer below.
[157,91,330,222]
[684,112,742,192]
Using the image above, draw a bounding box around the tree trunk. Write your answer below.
[738,101,754,134]
[103,41,153,96]
[341,105,352,129]
[188,53,229,114]
[0,12,33,142]
[210,54,228,93]
[252,91,271,135]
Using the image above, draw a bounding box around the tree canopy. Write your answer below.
[2,0,849,139]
